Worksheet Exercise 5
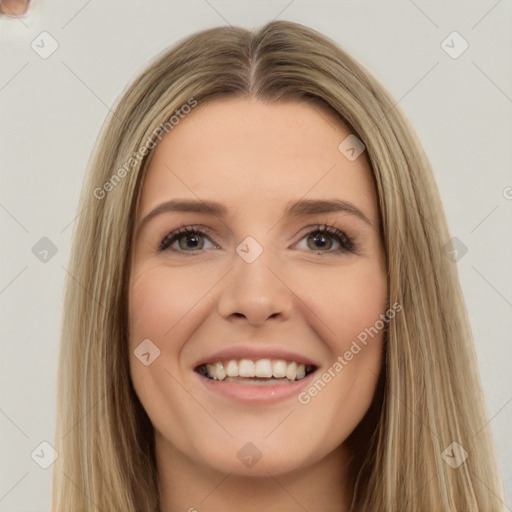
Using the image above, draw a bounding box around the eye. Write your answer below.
[296,225,355,255]
[159,226,217,253]
[159,224,356,255]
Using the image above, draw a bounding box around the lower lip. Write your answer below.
[195,371,317,404]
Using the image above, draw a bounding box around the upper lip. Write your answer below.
[193,344,320,369]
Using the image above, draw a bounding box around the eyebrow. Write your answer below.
[137,197,373,235]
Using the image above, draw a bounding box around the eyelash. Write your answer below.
[159,224,356,256]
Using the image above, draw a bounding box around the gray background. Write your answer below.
[1,1,511,510]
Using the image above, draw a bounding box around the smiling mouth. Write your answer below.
[195,358,317,384]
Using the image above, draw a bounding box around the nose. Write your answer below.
[217,246,295,326]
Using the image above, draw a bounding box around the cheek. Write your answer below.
[338,265,387,348]
[128,265,191,398]
[127,265,207,441]
[127,263,222,405]
[300,259,387,352]
[129,264,210,344]
[129,271,171,343]
[295,260,386,430]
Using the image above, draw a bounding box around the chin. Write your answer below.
[185,431,330,478]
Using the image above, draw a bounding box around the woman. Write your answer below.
[52,20,505,511]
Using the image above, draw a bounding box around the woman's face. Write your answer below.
[129,98,387,476]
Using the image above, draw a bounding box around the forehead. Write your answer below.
[139,98,376,220]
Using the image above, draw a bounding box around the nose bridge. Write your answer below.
[216,234,295,325]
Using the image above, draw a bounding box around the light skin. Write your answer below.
[128,97,387,512]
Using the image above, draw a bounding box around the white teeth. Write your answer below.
[286,361,297,380]
[255,359,272,378]
[201,358,313,382]
[226,360,239,377]
[238,359,255,378]
[206,364,216,379]
[214,362,226,380]
[272,360,287,378]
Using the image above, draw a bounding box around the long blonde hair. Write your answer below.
[52,20,505,511]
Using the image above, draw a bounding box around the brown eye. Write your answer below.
[159,227,216,252]
[159,224,355,255]
[298,225,355,254]
[307,232,334,250]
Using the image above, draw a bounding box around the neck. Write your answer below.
[156,433,351,512]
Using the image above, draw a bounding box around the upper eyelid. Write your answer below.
[161,224,345,242]
[160,224,354,251]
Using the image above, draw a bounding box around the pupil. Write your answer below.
[182,234,201,249]
[312,234,329,249]
[188,235,199,247]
